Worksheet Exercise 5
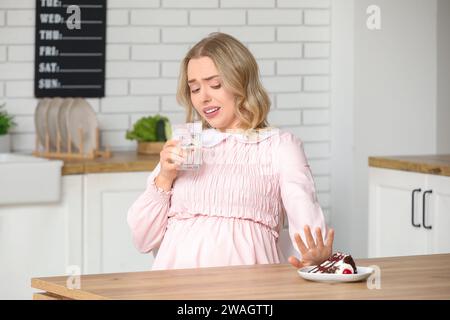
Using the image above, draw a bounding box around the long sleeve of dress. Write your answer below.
[127,163,172,253]
[276,132,327,258]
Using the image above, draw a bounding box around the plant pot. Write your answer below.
[0,134,11,153]
[137,141,165,155]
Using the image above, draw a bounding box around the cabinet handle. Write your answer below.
[411,188,422,228]
[422,190,433,230]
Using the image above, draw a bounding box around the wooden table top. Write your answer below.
[61,151,159,175]
[31,254,450,300]
[369,154,450,177]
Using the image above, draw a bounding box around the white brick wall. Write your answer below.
[131,44,190,61]
[107,10,129,26]
[278,26,330,41]
[277,93,329,108]
[0,10,5,26]
[105,62,159,78]
[277,0,330,8]
[162,27,219,43]
[9,115,33,133]
[5,81,33,97]
[221,0,276,8]
[0,1,34,9]
[303,142,330,158]
[131,10,188,26]
[108,0,159,9]
[248,10,303,25]
[268,109,301,126]
[106,27,159,43]
[106,45,130,61]
[309,159,331,175]
[190,10,246,25]
[6,10,34,26]
[278,60,330,74]
[303,76,330,91]
[130,79,178,95]
[304,10,330,25]
[0,0,331,214]
[304,43,330,57]
[303,109,330,124]
[7,45,33,62]
[105,79,128,96]
[0,45,6,61]
[219,26,274,42]
[0,27,34,44]
[97,114,129,130]
[163,0,219,8]
[0,62,33,80]
[249,43,302,58]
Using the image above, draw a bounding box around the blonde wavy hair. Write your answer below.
[176,32,271,130]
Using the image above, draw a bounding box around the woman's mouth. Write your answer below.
[203,106,221,119]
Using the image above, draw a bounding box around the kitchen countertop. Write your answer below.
[31,253,450,300]
[59,153,449,177]
[369,154,450,177]
[27,153,450,177]
[59,151,159,175]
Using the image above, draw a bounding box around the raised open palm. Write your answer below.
[288,225,334,269]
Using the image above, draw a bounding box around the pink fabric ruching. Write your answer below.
[127,129,327,270]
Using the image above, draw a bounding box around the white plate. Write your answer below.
[46,97,63,151]
[35,98,51,149]
[58,98,74,152]
[298,266,374,283]
[66,98,98,153]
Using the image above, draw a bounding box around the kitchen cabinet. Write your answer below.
[0,170,155,299]
[427,174,450,254]
[0,175,83,300]
[368,167,450,258]
[83,172,154,274]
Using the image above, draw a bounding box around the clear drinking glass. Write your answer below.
[172,122,202,170]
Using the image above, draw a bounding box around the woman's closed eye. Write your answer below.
[191,84,221,94]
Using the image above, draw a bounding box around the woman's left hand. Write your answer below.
[288,225,334,269]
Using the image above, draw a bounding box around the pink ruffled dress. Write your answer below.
[127,128,326,270]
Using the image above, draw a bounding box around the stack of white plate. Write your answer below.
[34,98,98,153]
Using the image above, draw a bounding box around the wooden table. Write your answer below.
[31,254,450,300]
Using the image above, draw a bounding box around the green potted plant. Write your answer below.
[126,114,171,155]
[0,103,17,153]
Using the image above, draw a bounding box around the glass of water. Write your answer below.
[172,122,202,170]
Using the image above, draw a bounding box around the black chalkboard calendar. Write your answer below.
[34,0,106,97]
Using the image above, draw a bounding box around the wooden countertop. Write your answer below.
[369,154,450,177]
[31,254,450,300]
[60,151,159,175]
[53,153,448,177]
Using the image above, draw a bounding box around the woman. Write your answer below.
[127,32,334,270]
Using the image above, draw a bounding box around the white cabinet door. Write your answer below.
[83,172,155,274]
[0,175,83,299]
[368,168,429,257]
[427,174,450,254]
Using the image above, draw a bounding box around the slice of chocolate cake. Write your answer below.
[309,252,358,274]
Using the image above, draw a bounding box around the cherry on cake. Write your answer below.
[309,252,358,274]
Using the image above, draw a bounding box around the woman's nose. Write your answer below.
[200,87,211,103]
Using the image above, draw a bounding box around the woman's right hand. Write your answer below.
[155,139,184,191]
